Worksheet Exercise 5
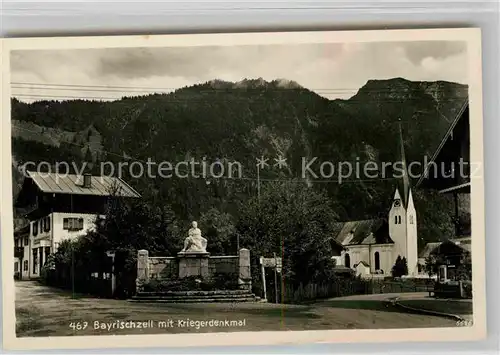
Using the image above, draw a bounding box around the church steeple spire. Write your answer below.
[398,118,410,207]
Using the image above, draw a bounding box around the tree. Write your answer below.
[237,180,340,286]
[391,255,408,278]
[401,257,408,276]
[48,195,184,296]
[199,208,236,255]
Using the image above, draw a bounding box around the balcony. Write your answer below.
[14,246,24,259]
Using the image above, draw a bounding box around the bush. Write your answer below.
[212,272,240,290]
[462,280,472,298]
[142,273,240,293]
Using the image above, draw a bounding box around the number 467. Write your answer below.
[69,322,88,331]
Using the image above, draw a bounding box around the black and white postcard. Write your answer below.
[0,29,486,350]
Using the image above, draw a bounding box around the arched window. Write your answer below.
[345,253,351,268]
[398,216,402,224]
[409,215,414,224]
[394,216,398,224]
[374,252,380,270]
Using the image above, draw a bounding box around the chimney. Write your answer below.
[83,173,92,188]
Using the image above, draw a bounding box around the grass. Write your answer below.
[398,299,473,315]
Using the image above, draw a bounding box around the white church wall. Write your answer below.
[406,191,419,276]
[388,189,408,261]
[369,244,394,276]
[341,245,369,269]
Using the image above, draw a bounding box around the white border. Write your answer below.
[0,28,486,351]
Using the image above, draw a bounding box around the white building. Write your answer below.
[14,171,141,280]
[331,121,419,278]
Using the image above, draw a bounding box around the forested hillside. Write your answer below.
[11,77,469,248]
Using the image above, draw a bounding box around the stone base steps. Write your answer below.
[131,296,258,303]
[131,289,261,303]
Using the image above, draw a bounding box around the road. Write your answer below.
[15,281,457,337]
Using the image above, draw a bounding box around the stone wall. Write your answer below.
[148,257,178,281]
[209,256,239,275]
[136,248,252,292]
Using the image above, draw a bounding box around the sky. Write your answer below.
[10,40,468,102]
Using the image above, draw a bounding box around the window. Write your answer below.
[409,215,414,224]
[42,216,51,232]
[32,249,38,274]
[398,216,402,224]
[63,218,84,231]
[23,260,28,271]
[32,221,38,236]
[345,253,351,268]
[374,252,380,270]
[14,262,19,272]
[395,215,402,224]
[24,237,28,246]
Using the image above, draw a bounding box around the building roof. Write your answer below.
[355,261,370,267]
[23,171,141,198]
[456,243,471,253]
[416,99,469,187]
[333,219,393,246]
[418,242,442,258]
[450,236,471,244]
[420,237,471,258]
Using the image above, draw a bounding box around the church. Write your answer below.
[331,122,418,278]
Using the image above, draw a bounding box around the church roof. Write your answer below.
[333,218,393,246]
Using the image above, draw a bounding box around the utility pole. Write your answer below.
[273,252,279,304]
[260,256,267,302]
[257,164,261,200]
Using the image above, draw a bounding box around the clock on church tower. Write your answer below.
[393,199,401,207]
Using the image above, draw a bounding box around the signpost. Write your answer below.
[260,254,282,303]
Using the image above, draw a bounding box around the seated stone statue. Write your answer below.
[180,221,208,253]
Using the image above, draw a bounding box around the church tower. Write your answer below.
[388,119,418,276]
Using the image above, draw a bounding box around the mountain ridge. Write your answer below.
[11,77,469,246]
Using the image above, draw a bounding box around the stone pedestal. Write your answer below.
[177,252,210,279]
[136,249,149,292]
[238,248,252,290]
